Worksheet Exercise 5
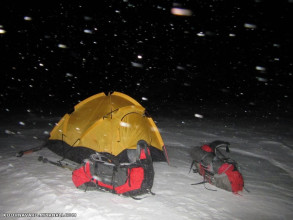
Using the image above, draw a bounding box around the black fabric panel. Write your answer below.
[46,140,166,164]
[46,140,95,164]
[149,146,166,162]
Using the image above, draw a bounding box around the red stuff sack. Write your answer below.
[72,160,97,188]
[215,163,244,193]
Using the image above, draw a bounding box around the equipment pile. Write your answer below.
[190,141,244,194]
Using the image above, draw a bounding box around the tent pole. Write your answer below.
[163,145,170,165]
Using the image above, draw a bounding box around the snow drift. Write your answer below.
[0,108,292,219]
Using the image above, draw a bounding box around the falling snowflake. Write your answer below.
[24,16,32,21]
[58,44,67,49]
[244,23,257,29]
[194,114,203,119]
[171,8,193,16]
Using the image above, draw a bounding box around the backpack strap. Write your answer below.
[210,141,230,156]
[136,140,152,163]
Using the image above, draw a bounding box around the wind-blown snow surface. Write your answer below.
[0,110,292,220]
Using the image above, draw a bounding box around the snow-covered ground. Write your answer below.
[0,108,292,220]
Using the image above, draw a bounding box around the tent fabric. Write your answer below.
[49,92,165,158]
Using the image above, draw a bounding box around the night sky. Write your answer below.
[1,1,292,117]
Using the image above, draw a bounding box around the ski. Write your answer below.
[38,156,77,171]
[16,145,45,157]
[191,181,208,185]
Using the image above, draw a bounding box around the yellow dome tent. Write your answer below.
[48,92,168,163]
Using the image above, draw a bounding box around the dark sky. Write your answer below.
[0,0,292,117]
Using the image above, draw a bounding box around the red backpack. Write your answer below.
[72,140,154,197]
[190,141,244,193]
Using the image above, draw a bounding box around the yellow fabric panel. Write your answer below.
[111,106,147,155]
[147,117,164,149]
[119,113,152,150]
[64,95,110,146]
[74,92,106,110]
[74,92,141,111]
[110,92,142,107]
[114,105,164,154]
[79,117,114,153]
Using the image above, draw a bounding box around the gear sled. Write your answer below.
[72,140,155,197]
[190,141,244,193]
